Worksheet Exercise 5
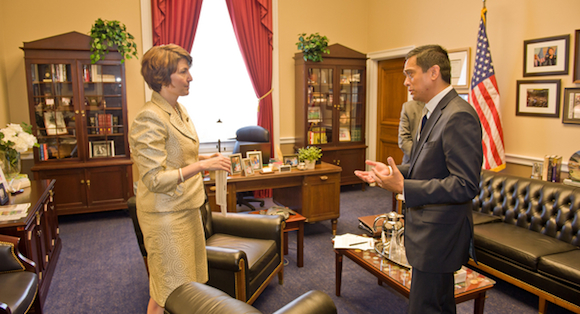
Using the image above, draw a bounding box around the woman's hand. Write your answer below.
[202,153,231,172]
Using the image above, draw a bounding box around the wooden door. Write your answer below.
[376,58,408,164]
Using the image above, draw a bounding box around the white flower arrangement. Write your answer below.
[0,123,38,153]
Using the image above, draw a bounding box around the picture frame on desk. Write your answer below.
[523,34,569,77]
[0,183,8,205]
[516,80,561,118]
[89,140,114,158]
[283,154,299,167]
[229,153,243,175]
[562,88,580,124]
[247,151,263,171]
[242,158,253,176]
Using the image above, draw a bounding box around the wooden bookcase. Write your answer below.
[294,44,367,185]
[21,32,133,215]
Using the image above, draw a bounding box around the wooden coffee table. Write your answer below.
[335,247,495,314]
[250,211,306,267]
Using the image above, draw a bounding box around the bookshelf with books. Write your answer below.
[294,44,367,185]
[21,32,133,215]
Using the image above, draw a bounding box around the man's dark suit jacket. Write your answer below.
[397,89,483,274]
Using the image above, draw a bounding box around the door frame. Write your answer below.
[365,46,414,171]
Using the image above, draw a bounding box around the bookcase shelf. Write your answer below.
[22,31,133,215]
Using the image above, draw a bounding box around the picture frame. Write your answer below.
[0,183,8,205]
[89,140,115,158]
[573,30,580,83]
[44,111,68,135]
[283,154,299,167]
[516,80,561,118]
[242,158,254,176]
[229,153,243,175]
[307,106,322,122]
[279,165,292,173]
[339,127,351,142]
[247,151,263,171]
[448,48,471,90]
[562,88,580,124]
[523,34,570,77]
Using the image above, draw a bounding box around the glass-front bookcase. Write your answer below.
[295,44,367,186]
[22,32,133,215]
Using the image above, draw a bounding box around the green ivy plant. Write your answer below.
[298,146,322,162]
[296,33,330,62]
[90,18,138,64]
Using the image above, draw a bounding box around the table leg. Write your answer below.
[297,221,304,267]
[283,232,289,255]
[473,292,486,314]
[335,250,343,296]
[331,219,337,235]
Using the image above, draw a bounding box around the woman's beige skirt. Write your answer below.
[137,207,208,307]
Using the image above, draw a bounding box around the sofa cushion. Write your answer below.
[474,222,577,271]
[206,233,277,283]
[538,249,580,290]
[472,211,502,225]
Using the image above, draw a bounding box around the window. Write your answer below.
[181,0,257,144]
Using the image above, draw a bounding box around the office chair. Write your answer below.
[233,126,271,210]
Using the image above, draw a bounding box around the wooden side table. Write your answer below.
[250,211,306,267]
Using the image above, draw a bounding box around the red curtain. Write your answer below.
[151,0,204,52]
[226,0,273,198]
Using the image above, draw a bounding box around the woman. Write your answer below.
[130,44,231,314]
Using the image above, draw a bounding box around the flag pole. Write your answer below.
[483,0,486,9]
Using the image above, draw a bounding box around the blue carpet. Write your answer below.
[43,185,575,313]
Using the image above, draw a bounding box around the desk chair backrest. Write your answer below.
[233,126,270,161]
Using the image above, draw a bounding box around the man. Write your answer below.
[355,45,482,314]
[398,100,425,164]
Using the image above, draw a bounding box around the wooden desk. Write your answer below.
[0,180,60,310]
[205,162,342,234]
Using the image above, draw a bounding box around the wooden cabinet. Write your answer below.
[21,32,133,215]
[294,44,367,185]
[0,180,60,309]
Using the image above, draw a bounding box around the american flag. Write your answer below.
[469,8,505,171]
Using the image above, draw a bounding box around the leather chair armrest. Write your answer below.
[206,246,247,272]
[273,290,337,314]
[212,213,283,241]
[165,282,260,314]
[0,234,35,272]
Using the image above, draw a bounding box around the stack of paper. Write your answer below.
[333,233,375,250]
[0,203,31,221]
[215,170,228,215]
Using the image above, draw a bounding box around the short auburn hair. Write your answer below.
[141,44,192,92]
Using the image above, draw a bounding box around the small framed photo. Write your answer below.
[283,154,299,167]
[247,151,263,171]
[89,140,115,158]
[562,88,580,124]
[523,34,569,77]
[279,165,292,173]
[229,153,243,175]
[516,80,561,118]
[242,158,254,176]
[339,127,351,142]
[307,106,322,122]
[574,30,580,83]
[448,48,471,90]
[0,183,8,205]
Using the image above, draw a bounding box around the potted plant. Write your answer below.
[297,146,322,170]
[89,18,138,64]
[296,33,330,62]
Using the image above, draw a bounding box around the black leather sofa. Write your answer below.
[470,170,580,313]
[164,281,337,314]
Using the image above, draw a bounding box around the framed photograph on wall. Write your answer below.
[229,153,243,175]
[562,88,580,124]
[247,151,263,171]
[448,48,471,90]
[573,30,580,83]
[516,80,561,118]
[89,140,115,158]
[523,34,569,77]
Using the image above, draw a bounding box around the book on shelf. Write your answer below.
[97,113,113,134]
[542,155,563,182]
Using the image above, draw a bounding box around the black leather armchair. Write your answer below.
[164,281,337,314]
[0,234,41,314]
[233,126,270,210]
[127,196,284,304]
